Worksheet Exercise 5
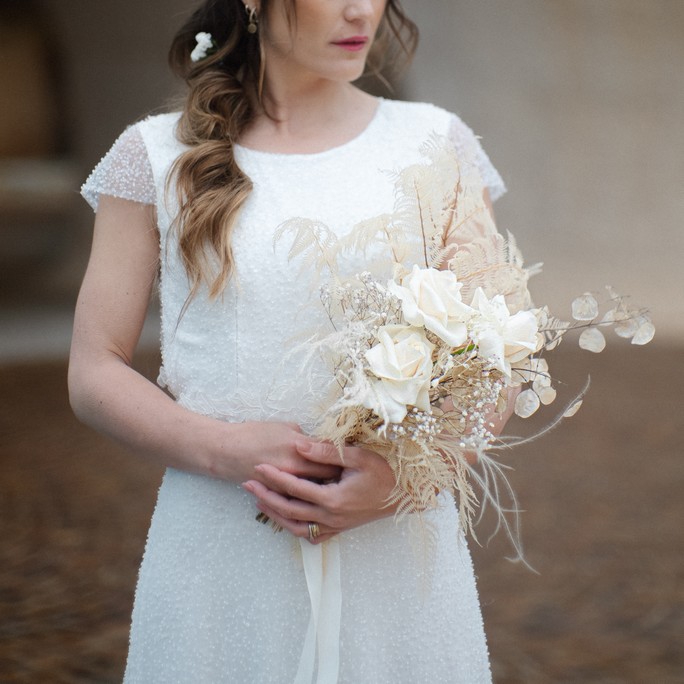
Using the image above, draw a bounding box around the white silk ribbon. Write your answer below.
[294,537,342,684]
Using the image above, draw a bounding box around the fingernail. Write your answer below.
[242,482,255,493]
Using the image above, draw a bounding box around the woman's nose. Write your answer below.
[343,0,378,22]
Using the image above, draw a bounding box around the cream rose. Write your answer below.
[388,265,472,346]
[470,287,540,377]
[363,324,435,424]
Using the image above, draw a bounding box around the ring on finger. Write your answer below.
[308,522,321,542]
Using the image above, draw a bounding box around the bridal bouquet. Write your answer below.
[276,135,654,547]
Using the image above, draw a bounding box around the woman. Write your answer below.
[70,1,507,681]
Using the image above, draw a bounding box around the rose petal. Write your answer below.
[390,267,471,347]
[364,325,434,421]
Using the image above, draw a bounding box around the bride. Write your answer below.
[70,1,508,681]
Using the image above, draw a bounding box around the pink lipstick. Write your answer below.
[333,36,368,52]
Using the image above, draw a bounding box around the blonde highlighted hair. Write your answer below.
[169,0,418,298]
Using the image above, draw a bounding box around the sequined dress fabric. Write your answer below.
[82,99,505,683]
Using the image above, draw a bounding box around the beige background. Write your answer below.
[3,0,683,344]
[401,0,684,341]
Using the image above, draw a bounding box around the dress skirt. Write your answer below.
[123,468,492,683]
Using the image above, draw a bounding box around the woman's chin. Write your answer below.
[330,64,370,85]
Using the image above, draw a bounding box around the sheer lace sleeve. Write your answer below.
[448,114,506,202]
[81,124,156,212]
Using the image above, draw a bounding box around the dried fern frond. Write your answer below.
[450,229,538,313]
[338,213,411,267]
[274,218,342,280]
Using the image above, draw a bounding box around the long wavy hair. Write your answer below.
[169,0,419,298]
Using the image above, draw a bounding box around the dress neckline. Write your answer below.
[234,97,386,161]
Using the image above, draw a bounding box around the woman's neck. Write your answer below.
[240,82,379,155]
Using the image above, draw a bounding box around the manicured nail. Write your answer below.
[242,482,255,494]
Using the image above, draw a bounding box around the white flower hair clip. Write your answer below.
[190,32,217,62]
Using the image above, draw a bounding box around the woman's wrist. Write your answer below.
[192,416,253,482]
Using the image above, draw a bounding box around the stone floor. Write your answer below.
[0,343,682,683]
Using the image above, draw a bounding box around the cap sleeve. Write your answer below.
[448,114,506,202]
[81,124,156,211]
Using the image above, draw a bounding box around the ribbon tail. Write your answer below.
[294,538,342,684]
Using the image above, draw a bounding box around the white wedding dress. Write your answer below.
[82,98,505,684]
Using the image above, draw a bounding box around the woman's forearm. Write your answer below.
[68,352,239,480]
[68,350,342,486]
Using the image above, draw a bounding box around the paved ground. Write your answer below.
[0,344,682,683]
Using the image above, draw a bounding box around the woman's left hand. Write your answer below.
[242,440,397,544]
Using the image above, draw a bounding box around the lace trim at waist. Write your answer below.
[158,365,320,432]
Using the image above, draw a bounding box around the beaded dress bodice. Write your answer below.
[83,99,504,431]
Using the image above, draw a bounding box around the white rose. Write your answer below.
[470,287,540,377]
[363,324,435,424]
[388,265,472,346]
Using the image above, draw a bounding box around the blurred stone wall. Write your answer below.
[29,1,684,337]
[45,0,186,164]
[402,0,684,339]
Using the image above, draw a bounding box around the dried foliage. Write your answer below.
[276,135,653,556]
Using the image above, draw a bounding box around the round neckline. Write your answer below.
[234,97,385,161]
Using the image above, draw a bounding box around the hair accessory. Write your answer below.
[190,32,217,62]
[245,5,259,34]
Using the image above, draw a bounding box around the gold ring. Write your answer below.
[308,522,320,542]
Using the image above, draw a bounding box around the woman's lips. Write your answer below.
[332,37,369,52]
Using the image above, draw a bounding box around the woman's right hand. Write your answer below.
[211,421,342,486]
[241,440,399,544]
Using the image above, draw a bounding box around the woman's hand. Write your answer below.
[242,440,397,544]
[440,385,520,464]
[215,422,341,486]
